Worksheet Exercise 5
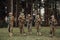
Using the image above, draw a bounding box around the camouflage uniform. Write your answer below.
[35,14,41,35]
[8,12,14,37]
[26,14,32,34]
[49,15,57,36]
[18,13,25,34]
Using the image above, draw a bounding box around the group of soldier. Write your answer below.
[5,9,57,37]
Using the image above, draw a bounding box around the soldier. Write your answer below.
[26,14,32,34]
[18,9,25,34]
[8,12,14,37]
[49,15,57,37]
[35,14,41,35]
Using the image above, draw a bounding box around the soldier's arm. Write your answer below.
[13,16,14,21]
[23,16,26,23]
[18,16,22,21]
[55,19,57,25]
[23,16,25,20]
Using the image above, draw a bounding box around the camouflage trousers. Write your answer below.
[50,25,56,36]
[8,23,13,33]
[27,21,32,33]
[19,23,25,34]
[8,23,13,37]
[35,22,41,33]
